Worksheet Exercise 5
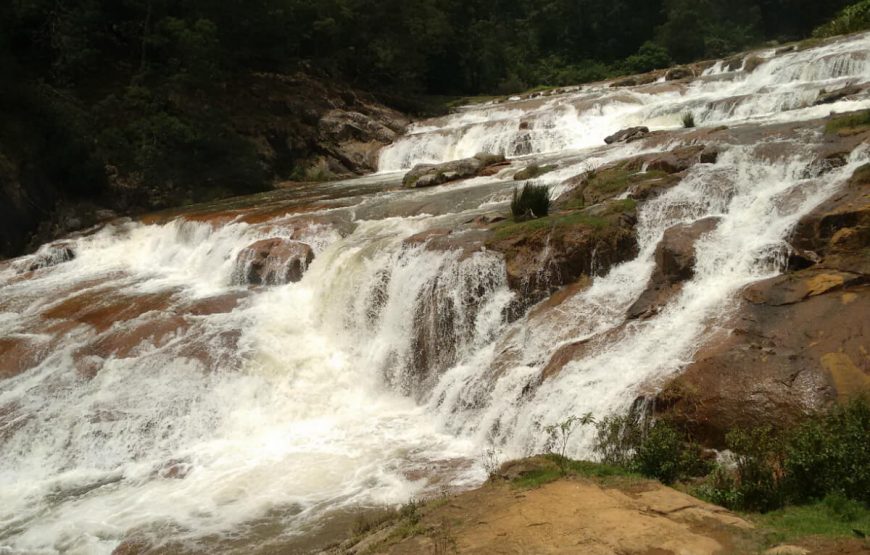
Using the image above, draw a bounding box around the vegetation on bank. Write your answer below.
[509,397,870,543]
[826,109,870,135]
[814,0,870,38]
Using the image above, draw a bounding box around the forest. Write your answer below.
[0,0,867,256]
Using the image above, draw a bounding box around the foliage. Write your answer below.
[682,112,696,128]
[544,413,595,474]
[813,0,870,38]
[511,184,551,221]
[593,412,711,484]
[825,110,870,135]
[725,426,786,512]
[782,397,870,505]
[509,455,641,489]
[697,397,870,512]
[753,494,870,545]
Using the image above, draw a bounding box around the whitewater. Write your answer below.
[0,33,868,554]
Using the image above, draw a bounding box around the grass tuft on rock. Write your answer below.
[682,112,696,128]
[511,183,550,220]
[825,110,870,135]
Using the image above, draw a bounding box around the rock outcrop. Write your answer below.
[655,163,870,445]
[605,126,650,145]
[402,153,507,188]
[487,201,640,314]
[628,218,720,319]
[232,238,315,286]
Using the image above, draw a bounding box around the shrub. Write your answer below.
[593,413,711,484]
[593,413,645,468]
[545,413,595,474]
[622,41,673,74]
[783,397,870,505]
[635,424,684,484]
[726,426,786,512]
[682,112,696,128]
[511,183,550,220]
[813,0,870,38]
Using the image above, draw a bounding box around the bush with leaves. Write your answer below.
[813,0,870,38]
[783,397,870,505]
[593,412,711,484]
[545,413,596,474]
[725,426,786,512]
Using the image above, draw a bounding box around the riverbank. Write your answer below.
[332,456,869,555]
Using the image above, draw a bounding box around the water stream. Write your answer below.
[1,32,868,554]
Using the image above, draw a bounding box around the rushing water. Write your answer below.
[1,33,869,554]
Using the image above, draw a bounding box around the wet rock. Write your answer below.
[700,147,719,164]
[665,67,694,81]
[610,77,638,88]
[21,241,76,273]
[232,238,315,285]
[646,145,706,174]
[743,55,765,73]
[487,201,639,314]
[655,281,869,446]
[402,152,507,188]
[605,126,649,145]
[655,164,870,446]
[628,218,720,319]
[815,85,863,106]
[775,45,797,56]
[792,163,870,275]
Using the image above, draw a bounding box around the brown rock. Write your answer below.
[232,238,315,285]
[815,85,863,106]
[665,67,694,81]
[402,152,507,188]
[628,218,720,319]
[656,282,869,446]
[488,206,639,313]
[605,126,649,145]
[656,163,870,445]
[646,145,706,174]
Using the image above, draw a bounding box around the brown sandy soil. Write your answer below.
[336,475,756,555]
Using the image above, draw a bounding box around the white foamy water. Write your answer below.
[1,33,869,554]
[379,33,870,170]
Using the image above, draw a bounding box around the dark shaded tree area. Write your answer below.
[0,0,859,256]
[2,0,856,98]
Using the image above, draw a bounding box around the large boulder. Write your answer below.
[604,126,650,145]
[232,238,315,286]
[628,218,720,319]
[654,163,870,446]
[402,152,507,188]
[487,200,639,315]
[814,85,864,106]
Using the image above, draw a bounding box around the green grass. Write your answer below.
[751,495,870,546]
[586,168,669,195]
[825,110,870,134]
[510,455,643,489]
[514,164,558,181]
[492,211,605,239]
[493,198,636,240]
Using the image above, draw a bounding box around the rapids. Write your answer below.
[1,32,869,554]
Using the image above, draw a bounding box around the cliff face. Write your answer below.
[0,73,409,259]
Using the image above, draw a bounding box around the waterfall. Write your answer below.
[0,32,868,554]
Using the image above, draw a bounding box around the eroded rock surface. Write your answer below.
[655,162,870,445]
[232,238,315,285]
[402,153,507,188]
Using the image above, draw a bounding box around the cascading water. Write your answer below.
[1,32,869,554]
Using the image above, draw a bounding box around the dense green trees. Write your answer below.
[0,0,864,248]
[2,0,860,99]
